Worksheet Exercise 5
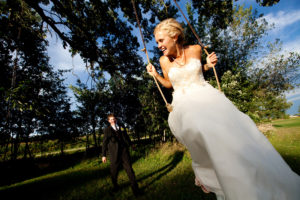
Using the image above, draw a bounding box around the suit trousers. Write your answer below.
[110,146,138,192]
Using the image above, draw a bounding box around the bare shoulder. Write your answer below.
[159,55,171,70]
[187,44,201,53]
[159,55,172,77]
[185,44,202,59]
[159,55,170,65]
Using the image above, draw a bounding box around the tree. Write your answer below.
[137,71,171,144]
[255,0,280,7]
[0,0,74,159]
[188,2,297,121]
[0,0,54,159]
[38,70,76,155]
[2,0,291,158]
[248,42,300,120]
[70,77,106,150]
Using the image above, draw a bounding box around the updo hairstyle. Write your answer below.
[154,18,185,46]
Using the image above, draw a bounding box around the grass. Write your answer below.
[0,117,299,200]
[0,143,214,200]
[267,117,300,173]
[272,117,300,128]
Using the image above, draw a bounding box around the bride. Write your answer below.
[146,18,300,200]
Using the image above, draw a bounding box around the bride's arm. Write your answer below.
[203,52,218,71]
[193,44,217,71]
[146,57,173,89]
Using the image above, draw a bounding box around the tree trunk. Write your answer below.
[60,140,64,155]
[135,129,140,144]
[39,139,44,157]
[12,127,20,160]
[23,136,32,159]
[3,136,10,161]
[85,134,89,151]
[92,122,98,148]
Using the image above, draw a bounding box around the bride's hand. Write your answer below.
[146,63,158,77]
[206,52,218,68]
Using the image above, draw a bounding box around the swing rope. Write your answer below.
[173,0,221,91]
[131,0,173,112]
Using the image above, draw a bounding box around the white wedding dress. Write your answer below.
[167,58,300,200]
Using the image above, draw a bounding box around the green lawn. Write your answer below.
[0,143,215,200]
[0,117,299,200]
[272,117,300,128]
[268,117,300,174]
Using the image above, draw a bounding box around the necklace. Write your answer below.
[172,48,185,66]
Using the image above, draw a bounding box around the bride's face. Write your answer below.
[155,30,176,57]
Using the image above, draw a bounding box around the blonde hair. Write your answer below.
[154,18,185,46]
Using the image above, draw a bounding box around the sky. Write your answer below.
[47,0,300,115]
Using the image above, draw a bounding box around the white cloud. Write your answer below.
[47,33,86,72]
[263,10,300,31]
[46,32,94,93]
[282,37,300,53]
[288,95,300,102]
[285,88,300,115]
[286,88,300,100]
[286,88,300,97]
[236,0,255,4]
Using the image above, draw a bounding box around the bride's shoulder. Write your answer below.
[159,56,172,76]
[185,44,202,52]
[185,45,202,59]
[159,55,169,63]
[159,55,171,67]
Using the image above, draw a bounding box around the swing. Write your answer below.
[130,0,221,112]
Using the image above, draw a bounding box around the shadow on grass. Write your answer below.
[139,169,217,200]
[0,148,184,200]
[0,143,147,188]
[0,145,154,200]
[281,154,300,175]
[273,122,300,128]
[0,162,112,200]
[139,150,184,190]
[98,149,185,194]
[0,147,218,200]
[0,150,94,187]
[273,124,284,128]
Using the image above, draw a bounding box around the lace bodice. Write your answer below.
[168,58,207,92]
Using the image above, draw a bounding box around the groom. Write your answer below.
[102,113,140,196]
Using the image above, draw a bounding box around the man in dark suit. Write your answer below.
[102,113,140,196]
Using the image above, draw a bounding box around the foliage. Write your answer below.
[1,0,297,160]
[255,0,280,7]
[70,77,107,148]
[0,0,75,160]
[193,4,297,122]
[136,71,171,141]
[218,70,253,113]
[248,42,300,120]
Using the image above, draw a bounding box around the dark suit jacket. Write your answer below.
[102,124,131,163]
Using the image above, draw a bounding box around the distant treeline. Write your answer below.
[1,0,299,161]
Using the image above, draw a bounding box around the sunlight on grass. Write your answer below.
[268,117,300,173]
[1,118,299,200]
[272,117,300,128]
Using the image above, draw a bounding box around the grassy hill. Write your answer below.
[1,117,299,200]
